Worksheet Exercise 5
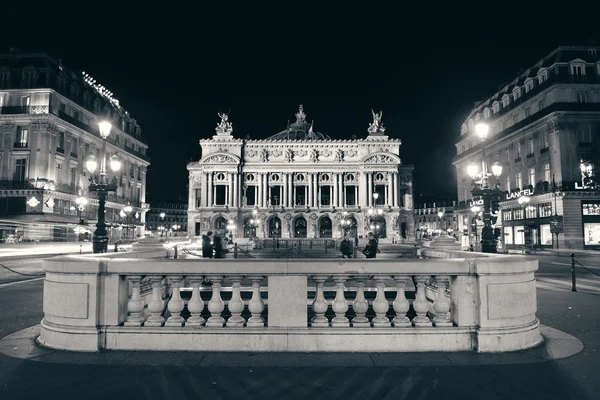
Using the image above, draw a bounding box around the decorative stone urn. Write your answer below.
[428,234,460,250]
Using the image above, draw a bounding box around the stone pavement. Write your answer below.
[0,278,598,399]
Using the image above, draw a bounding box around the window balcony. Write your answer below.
[70,152,78,159]
[0,105,50,115]
[540,147,549,154]
[56,147,65,154]
[526,153,535,159]
[13,142,29,149]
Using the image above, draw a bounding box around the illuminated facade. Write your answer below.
[146,202,188,235]
[0,51,150,242]
[453,46,600,250]
[187,106,414,242]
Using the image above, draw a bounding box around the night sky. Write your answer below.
[2,7,596,204]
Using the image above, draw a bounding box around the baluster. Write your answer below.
[412,276,433,327]
[331,275,349,327]
[311,276,329,327]
[206,275,225,327]
[124,275,145,326]
[226,276,245,327]
[246,276,265,327]
[186,278,205,328]
[351,277,369,328]
[391,276,411,327]
[145,276,166,327]
[372,276,391,327]
[165,276,185,327]
[432,276,453,327]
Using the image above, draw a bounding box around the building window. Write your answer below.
[503,210,512,221]
[345,186,356,206]
[14,159,27,182]
[544,163,551,182]
[577,92,588,103]
[319,186,331,206]
[542,134,549,150]
[0,72,9,88]
[517,172,523,189]
[538,99,545,110]
[502,121,507,130]
[578,125,592,143]
[16,127,28,147]
[539,203,553,218]
[529,138,534,155]
[512,114,518,125]
[570,64,584,76]
[514,209,523,220]
[538,70,547,84]
[484,108,491,118]
[492,102,500,114]
[269,186,281,206]
[525,79,533,93]
[129,164,135,178]
[245,186,256,206]
[21,96,31,107]
[294,186,306,206]
[55,162,62,183]
[529,167,536,185]
[502,95,510,108]
[70,167,76,190]
[461,145,465,153]
[505,176,511,192]
[513,87,521,100]
[215,185,226,205]
[57,132,65,150]
[516,142,522,158]
[524,107,531,118]
[526,205,536,219]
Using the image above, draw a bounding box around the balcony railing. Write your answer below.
[0,105,50,115]
[13,142,29,149]
[526,153,535,159]
[56,147,65,154]
[38,249,541,353]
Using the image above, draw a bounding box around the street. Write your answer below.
[0,250,598,399]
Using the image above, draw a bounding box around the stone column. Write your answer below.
[288,174,293,207]
[201,172,208,207]
[393,173,399,208]
[233,172,238,208]
[359,171,367,207]
[308,173,313,208]
[314,174,319,207]
[332,174,338,208]
[207,172,213,207]
[257,174,263,208]
[283,174,288,208]
[388,172,394,207]
[188,177,195,210]
[367,173,373,207]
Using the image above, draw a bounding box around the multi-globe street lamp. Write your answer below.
[159,212,166,237]
[368,193,384,238]
[84,121,122,253]
[467,122,503,253]
[518,195,531,249]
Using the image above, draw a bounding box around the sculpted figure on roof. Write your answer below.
[368,109,385,134]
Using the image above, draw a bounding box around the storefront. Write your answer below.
[582,201,600,250]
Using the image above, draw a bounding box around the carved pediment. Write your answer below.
[362,153,401,164]
[201,153,240,165]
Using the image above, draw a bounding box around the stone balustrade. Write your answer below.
[38,254,541,353]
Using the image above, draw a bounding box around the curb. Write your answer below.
[0,324,584,367]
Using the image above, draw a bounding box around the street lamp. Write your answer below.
[159,212,166,237]
[85,121,121,253]
[518,195,531,249]
[468,122,503,253]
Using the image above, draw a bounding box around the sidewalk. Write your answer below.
[0,242,132,259]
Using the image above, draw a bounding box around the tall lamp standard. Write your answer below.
[437,211,445,235]
[467,123,503,253]
[368,193,384,239]
[159,212,166,237]
[518,195,531,250]
[85,121,122,254]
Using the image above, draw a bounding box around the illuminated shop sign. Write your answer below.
[582,203,600,216]
[470,199,483,206]
[505,189,534,200]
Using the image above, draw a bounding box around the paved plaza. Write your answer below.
[0,245,599,399]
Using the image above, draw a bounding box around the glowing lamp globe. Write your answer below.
[475,123,489,140]
[98,121,112,139]
[85,155,98,174]
[109,155,122,172]
[491,162,503,177]
[467,163,479,178]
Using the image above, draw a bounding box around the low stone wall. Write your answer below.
[38,254,541,353]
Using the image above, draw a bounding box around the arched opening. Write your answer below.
[214,216,227,236]
[319,216,332,238]
[268,216,282,238]
[341,215,358,238]
[293,216,307,238]
[243,217,257,238]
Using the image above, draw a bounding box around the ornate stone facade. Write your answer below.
[187,105,414,241]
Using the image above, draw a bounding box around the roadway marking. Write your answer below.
[0,277,44,288]
[551,262,600,270]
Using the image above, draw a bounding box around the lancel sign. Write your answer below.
[505,189,534,200]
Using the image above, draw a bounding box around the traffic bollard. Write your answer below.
[570,253,577,292]
[234,243,238,259]
[114,242,118,253]
[174,246,178,259]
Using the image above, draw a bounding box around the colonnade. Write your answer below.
[190,171,407,209]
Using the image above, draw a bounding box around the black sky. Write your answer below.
[2,5,597,203]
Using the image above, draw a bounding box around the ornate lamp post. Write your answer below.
[437,211,444,235]
[85,121,122,253]
[467,123,503,253]
[159,212,166,237]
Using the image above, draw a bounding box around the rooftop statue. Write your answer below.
[216,111,233,135]
[368,109,386,134]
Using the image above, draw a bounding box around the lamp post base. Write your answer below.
[92,235,109,254]
[481,227,497,253]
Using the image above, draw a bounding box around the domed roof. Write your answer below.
[267,105,331,141]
